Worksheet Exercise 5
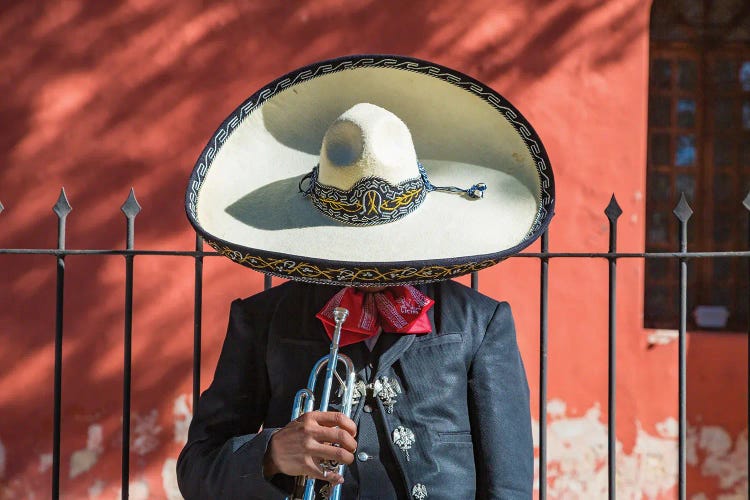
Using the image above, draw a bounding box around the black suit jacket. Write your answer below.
[177,280,533,499]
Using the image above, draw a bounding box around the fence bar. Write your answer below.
[264,274,272,291]
[193,234,204,411]
[605,196,622,499]
[745,193,750,332]
[120,189,141,499]
[674,194,692,500]
[122,252,133,499]
[538,229,549,499]
[4,248,749,259]
[471,271,478,290]
[52,189,71,499]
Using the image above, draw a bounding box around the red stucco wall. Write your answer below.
[0,1,746,498]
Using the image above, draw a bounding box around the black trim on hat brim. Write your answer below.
[185,54,555,286]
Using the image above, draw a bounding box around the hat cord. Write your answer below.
[417,163,486,199]
[298,168,317,195]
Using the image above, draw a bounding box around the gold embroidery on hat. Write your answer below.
[208,241,500,284]
[364,190,381,215]
[306,165,427,226]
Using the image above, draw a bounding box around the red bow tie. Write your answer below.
[316,286,434,347]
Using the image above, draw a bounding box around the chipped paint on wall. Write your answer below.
[646,329,678,347]
[132,409,162,456]
[536,402,669,498]
[173,394,192,445]
[87,478,105,499]
[623,420,679,498]
[532,400,747,499]
[533,401,611,497]
[162,458,181,500]
[688,427,748,499]
[119,478,150,500]
[546,399,567,418]
[70,424,103,479]
[38,453,52,473]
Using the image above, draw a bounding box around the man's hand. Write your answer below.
[263,411,358,485]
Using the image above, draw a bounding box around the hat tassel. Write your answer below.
[418,163,486,199]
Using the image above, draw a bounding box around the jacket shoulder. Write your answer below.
[234,280,318,307]
[421,280,510,340]
[232,281,338,323]
[431,279,506,311]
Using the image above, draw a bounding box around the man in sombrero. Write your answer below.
[177,55,554,499]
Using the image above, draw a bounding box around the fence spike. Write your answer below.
[53,188,72,219]
[743,191,750,211]
[673,193,693,222]
[604,194,623,222]
[121,188,141,219]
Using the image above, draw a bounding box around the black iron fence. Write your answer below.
[1,188,748,500]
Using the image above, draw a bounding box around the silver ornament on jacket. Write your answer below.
[392,425,415,461]
[350,376,402,413]
[372,376,401,413]
[412,483,428,499]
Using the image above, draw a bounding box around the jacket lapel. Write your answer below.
[373,333,414,377]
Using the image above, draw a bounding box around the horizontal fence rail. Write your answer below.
[0,188,748,500]
[4,249,750,258]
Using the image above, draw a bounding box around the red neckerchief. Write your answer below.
[316,286,434,347]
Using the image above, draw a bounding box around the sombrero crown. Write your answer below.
[186,55,554,286]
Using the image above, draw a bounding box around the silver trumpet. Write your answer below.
[288,307,356,500]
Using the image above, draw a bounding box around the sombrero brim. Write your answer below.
[186,55,554,286]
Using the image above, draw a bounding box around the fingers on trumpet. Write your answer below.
[299,412,357,464]
[298,411,357,438]
[301,457,344,485]
[266,411,357,482]
[298,412,358,479]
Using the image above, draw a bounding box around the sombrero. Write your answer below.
[185,54,554,286]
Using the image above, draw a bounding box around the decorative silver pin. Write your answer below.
[392,425,415,461]
[412,483,428,500]
[349,379,368,407]
[372,376,402,413]
[352,376,402,413]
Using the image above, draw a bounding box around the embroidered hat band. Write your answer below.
[300,166,426,226]
[299,162,485,226]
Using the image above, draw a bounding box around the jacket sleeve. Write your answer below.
[176,298,292,499]
[468,301,534,499]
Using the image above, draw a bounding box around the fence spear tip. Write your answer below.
[604,194,622,222]
[121,188,141,218]
[673,192,693,222]
[743,191,750,211]
[53,187,72,218]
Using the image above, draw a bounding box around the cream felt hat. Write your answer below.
[185,55,555,286]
